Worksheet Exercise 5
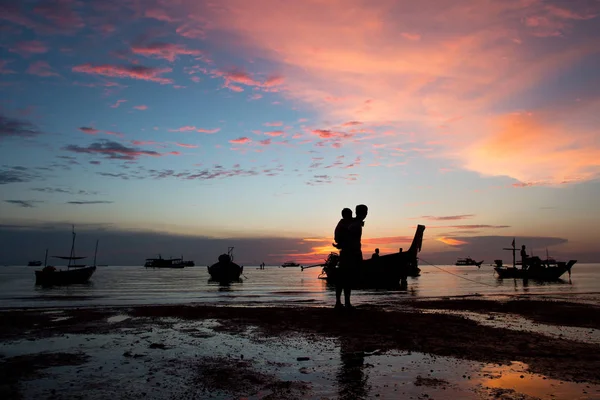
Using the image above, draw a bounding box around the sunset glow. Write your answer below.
[1,0,599,265]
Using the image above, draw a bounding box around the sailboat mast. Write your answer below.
[93,240,99,267]
[68,225,76,268]
[44,249,48,267]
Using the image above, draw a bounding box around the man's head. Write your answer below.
[341,208,352,219]
[355,204,368,221]
[375,248,379,254]
[522,245,526,249]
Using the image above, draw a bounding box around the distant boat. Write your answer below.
[34,227,98,286]
[144,255,192,268]
[494,241,576,280]
[455,257,484,267]
[208,247,243,282]
[281,261,301,268]
[28,260,43,267]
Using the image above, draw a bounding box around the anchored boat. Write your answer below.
[208,247,243,283]
[303,225,425,288]
[494,241,576,280]
[34,226,98,286]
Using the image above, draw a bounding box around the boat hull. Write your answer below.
[322,252,421,289]
[35,266,96,286]
[208,262,243,283]
[494,260,576,280]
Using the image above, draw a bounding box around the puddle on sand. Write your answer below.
[106,314,129,323]
[1,317,598,399]
[421,308,600,345]
[480,361,599,400]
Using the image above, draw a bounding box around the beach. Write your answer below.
[2,296,600,399]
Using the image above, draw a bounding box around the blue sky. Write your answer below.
[1,0,599,265]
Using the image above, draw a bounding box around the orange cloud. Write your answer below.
[133,105,148,110]
[463,111,600,184]
[437,237,468,246]
[179,0,599,183]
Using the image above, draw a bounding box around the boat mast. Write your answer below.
[93,240,99,267]
[68,225,76,269]
[44,249,48,267]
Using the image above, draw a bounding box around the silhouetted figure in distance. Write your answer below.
[371,248,380,260]
[335,204,368,310]
[520,245,528,270]
[333,208,353,250]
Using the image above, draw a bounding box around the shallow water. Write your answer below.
[1,314,598,399]
[0,264,599,309]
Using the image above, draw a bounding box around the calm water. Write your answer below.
[0,264,599,309]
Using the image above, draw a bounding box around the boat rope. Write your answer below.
[418,258,497,288]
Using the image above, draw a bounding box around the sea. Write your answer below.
[0,263,599,309]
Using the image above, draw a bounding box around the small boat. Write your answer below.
[28,260,43,266]
[208,247,243,282]
[494,241,576,280]
[455,257,484,267]
[144,255,193,268]
[281,261,301,268]
[309,225,426,289]
[34,227,98,286]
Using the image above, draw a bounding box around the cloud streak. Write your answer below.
[72,63,173,84]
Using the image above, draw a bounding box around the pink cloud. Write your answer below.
[197,128,220,134]
[10,41,48,56]
[72,64,173,84]
[249,93,263,101]
[34,0,85,32]
[190,76,201,83]
[310,129,352,139]
[264,121,283,127]
[133,105,148,110]
[110,99,127,108]
[341,121,362,127]
[26,61,59,77]
[259,139,272,145]
[169,126,220,134]
[131,140,157,146]
[174,142,198,148]
[264,130,284,137]
[131,42,203,62]
[79,127,99,135]
[105,131,124,138]
[170,126,198,132]
[212,68,284,92]
[229,137,251,144]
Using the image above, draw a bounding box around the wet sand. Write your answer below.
[1,299,599,399]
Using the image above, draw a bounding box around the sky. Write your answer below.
[1,0,599,266]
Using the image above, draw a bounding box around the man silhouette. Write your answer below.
[335,204,368,310]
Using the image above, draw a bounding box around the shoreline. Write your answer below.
[2,297,600,399]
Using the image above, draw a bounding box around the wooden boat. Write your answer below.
[144,255,192,268]
[28,260,42,266]
[455,257,483,267]
[493,241,576,280]
[281,261,301,268]
[208,247,243,282]
[308,225,425,289]
[35,228,98,286]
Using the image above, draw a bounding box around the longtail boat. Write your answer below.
[208,247,243,283]
[455,257,484,267]
[303,225,426,289]
[35,227,98,286]
[494,240,576,280]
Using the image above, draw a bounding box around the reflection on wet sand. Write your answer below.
[337,339,369,399]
